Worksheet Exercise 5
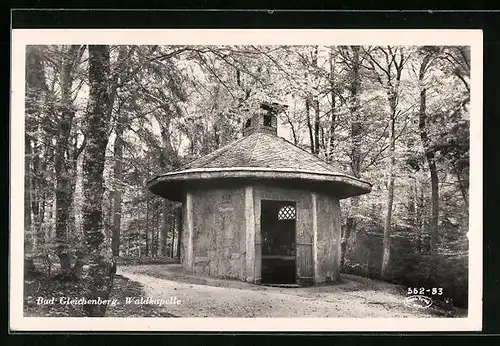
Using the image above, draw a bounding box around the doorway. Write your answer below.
[260,200,296,285]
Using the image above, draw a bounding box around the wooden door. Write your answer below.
[296,232,314,286]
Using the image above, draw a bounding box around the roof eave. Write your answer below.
[147,167,371,201]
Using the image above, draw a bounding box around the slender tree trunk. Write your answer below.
[108,46,130,257]
[111,119,123,257]
[32,134,45,249]
[24,130,36,273]
[176,206,182,260]
[453,162,469,210]
[327,47,337,163]
[25,46,46,265]
[68,172,77,239]
[418,58,439,276]
[376,47,406,279]
[313,99,320,155]
[24,138,32,233]
[26,47,48,254]
[284,111,298,145]
[67,146,83,270]
[341,46,362,270]
[327,96,336,162]
[160,200,169,257]
[381,91,397,279]
[31,139,39,239]
[136,206,141,257]
[305,98,315,154]
[81,45,115,317]
[160,198,171,257]
[156,115,180,258]
[171,215,176,258]
[153,109,180,258]
[155,202,160,258]
[214,125,220,149]
[349,47,362,178]
[54,46,80,277]
[312,46,320,155]
[145,192,150,257]
[151,201,157,257]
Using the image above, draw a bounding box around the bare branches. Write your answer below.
[362,46,392,84]
[195,51,237,100]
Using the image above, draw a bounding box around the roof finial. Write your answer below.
[243,102,282,137]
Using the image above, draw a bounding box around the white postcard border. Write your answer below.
[10,28,483,332]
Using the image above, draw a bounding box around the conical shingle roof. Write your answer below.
[147,131,371,201]
[183,132,343,173]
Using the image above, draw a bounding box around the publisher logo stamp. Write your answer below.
[404,295,433,309]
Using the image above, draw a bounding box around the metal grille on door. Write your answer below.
[278,205,296,220]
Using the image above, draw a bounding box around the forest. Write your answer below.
[23,44,470,316]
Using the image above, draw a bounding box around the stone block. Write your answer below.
[229,259,241,271]
[231,252,240,259]
[195,256,209,264]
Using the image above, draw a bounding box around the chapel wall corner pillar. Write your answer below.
[244,186,256,282]
[311,191,319,285]
[185,191,194,273]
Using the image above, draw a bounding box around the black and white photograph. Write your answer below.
[10,29,482,331]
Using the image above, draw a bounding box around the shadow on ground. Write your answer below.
[23,272,177,317]
[119,264,467,318]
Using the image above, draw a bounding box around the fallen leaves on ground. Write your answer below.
[23,273,177,317]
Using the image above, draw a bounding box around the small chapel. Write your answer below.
[147,102,371,286]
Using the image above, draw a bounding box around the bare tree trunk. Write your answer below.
[25,46,45,267]
[381,91,397,279]
[313,98,320,155]
[454,166,469,210]
[305,98,315,154]
[171,215,176,258]
[111,120,123,257]
[68,171,77,239]
[312,46,320,155]
[418,56,439,276]
[24,125,36,274]
[32,134,45,249]
[24,135,33,244]
[54,45,81,277]
[160,200,169,257]
[176,206,182,260]
[326,48,337,163]
[145,192,150,257]
[341,46,362,270]
[155,202,160,258]
[366,46,407,279]
[284,110,298,145]
[151,200,157,257]
[152,108,180,258]
[136,206,141,257]
[81,45,115,317]
[349,47,362,178]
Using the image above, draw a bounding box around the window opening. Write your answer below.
[263,114,272,127]
[278,205,296,220]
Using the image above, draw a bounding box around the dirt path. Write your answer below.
[117,265,439,318]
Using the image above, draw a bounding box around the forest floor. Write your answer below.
[117,264,467,318]
[24,273,177,317]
